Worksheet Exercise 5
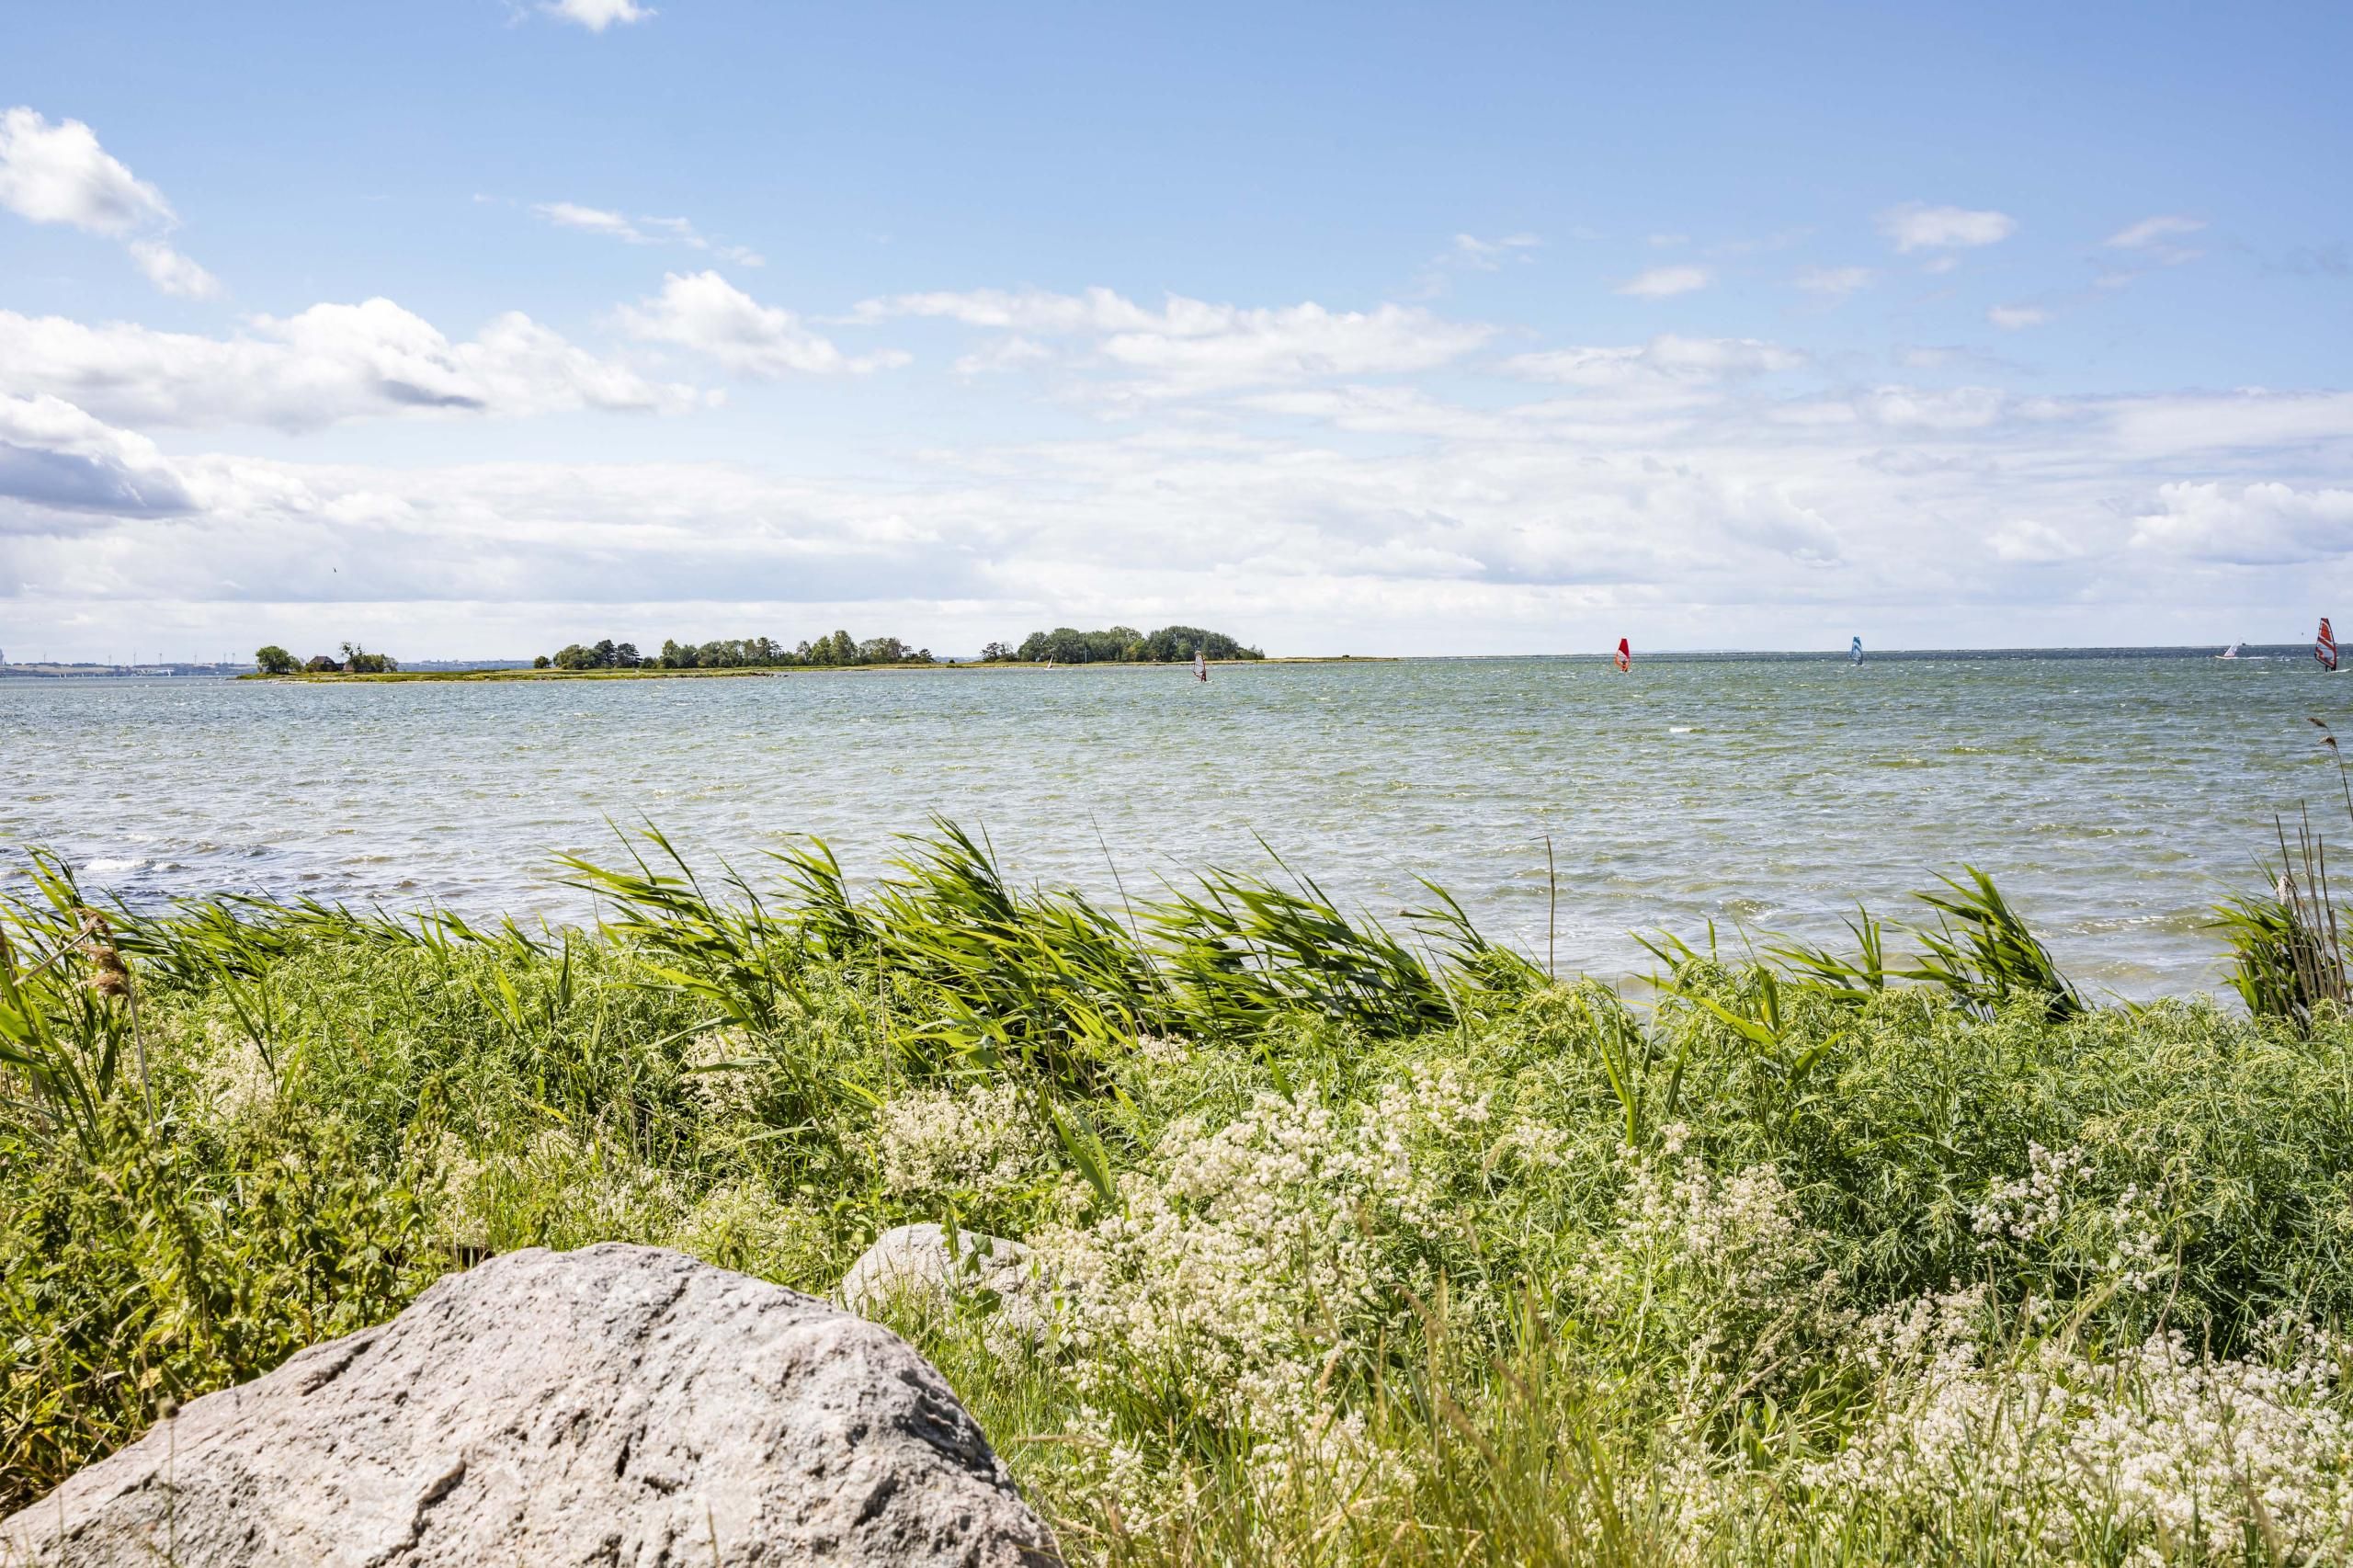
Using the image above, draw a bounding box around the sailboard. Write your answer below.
[1193,648,1208,683]
[2218,642,2242,660]
[1613,637,1631,673]
[1850,635,1863,665]
[2321,618,2340,673]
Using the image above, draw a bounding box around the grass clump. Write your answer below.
[7,823,2353,1563]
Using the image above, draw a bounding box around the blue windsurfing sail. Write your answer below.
[1850,635,1863,665]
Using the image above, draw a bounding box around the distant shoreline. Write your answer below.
[235,655,1390,683]
[239,666,781,683]
[8,645,2315,682]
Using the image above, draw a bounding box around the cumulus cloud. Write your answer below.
[0,300,698,431]
[10,358,2353,657]
[620,271,908,378]
[1616,265,1711,298]
[854,286,1490,397]
[0,107,218,296]
[0,392,193,517]
[2131,481,2353,564]
[1794,265,1872,299]
[541,0,653,29]
[1987,304,2048,330]
[1878,202,2017,253]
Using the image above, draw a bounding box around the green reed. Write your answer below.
[9,821,2353,1563]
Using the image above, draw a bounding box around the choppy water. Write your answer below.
[7,651,2351,997]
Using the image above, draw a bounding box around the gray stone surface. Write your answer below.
[839,1224,1043,1345]
[0,1243,1056,1566]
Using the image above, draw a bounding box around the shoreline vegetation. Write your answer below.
[248,656,1368,683]
[240,624,1283,681]
[10,767,2353,1562]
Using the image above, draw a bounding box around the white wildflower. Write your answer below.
[876,1080,1047,1204]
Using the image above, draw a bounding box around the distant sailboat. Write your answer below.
[1613,637,1631,673]
[1850,635,1863,665]
[2321,618,2341,673]
[1193,648,1208,683]
[2218,642,2243,660]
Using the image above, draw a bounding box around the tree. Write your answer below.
[533,654,551,669]
[1017,623,1265,665]
[255,644,297,675]
[979,641,1012,663]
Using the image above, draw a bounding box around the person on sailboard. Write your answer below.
[2321,618,2340,673]
[1193,647,1208,682]
[1613,637,1631,673]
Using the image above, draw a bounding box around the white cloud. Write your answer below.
[854,286,1157,333]
[130,240,222,300]
[532,202,765,266]
[2104,214,2206,267]
[1855,385,2009,429]
[0,392,193,517]
[1505,334,1802,389]
[0,108,217,297]
[855,286,1489,397]
[1987,519,2085,562]
[2103,391,2353,457]
[1616,265,1711,299]
[2131,481,2353,564]
[0,108,172,234]
[620,271,909,377]
[542,0,653,29]
[1987,304,2048,330]
[535,201,645,241]
[0,300,698,431]
[952,337,1053,378]
[1878,203,2018,253]
[1449,233,1540,270]
[1793,265,1872,299]
[10,361,2353,658]
[2107,215,2206,250]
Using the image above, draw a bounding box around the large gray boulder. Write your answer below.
[0,1244,1056,1566]
[840,1223,1042,1346]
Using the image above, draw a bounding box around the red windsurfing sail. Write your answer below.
[2321,618,2340,672]
[1613,637,1631,673]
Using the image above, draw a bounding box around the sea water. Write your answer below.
[6,650,2347,998]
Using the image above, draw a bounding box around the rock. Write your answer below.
[0,1244,1055,1567]
[839,1224,1044,1345]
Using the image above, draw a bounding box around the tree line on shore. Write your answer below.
[986,625,1264,664]
[539,633,936,671]
[536,624,1263,671]
[255,642,395,675]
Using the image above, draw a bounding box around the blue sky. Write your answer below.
[2,0,2348,660]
